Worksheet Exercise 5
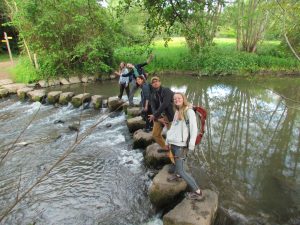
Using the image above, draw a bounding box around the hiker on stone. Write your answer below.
[124,54,154,106]
[165,92,204,201]
[136,75,152,132]
[114,62,130,100]
[148,76,174,148]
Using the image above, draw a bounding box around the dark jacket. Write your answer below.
[123,62,148,81]
[140,82,151,107]
[150,86,175,122]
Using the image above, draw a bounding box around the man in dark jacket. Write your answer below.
[149,76,175,148]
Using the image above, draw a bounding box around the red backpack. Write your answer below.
[184,106,207,146]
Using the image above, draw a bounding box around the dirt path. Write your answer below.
[0,61,14,80]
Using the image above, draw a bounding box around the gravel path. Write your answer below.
[0,61,14,79]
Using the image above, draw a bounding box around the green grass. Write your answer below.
[114,37,300,75]
[10,56,41,83]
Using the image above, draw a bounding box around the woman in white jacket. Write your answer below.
[165,92,203,200]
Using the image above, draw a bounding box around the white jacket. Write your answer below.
[166,108,197,151]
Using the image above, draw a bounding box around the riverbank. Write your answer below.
[2,37,300,84]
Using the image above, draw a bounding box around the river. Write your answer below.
[0,75,299,225]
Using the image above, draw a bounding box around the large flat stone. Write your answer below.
[0,79,13,86]
[149,164,187,208]
[69,76,81,84]
[38,80,48,88]
[91,95,104,109]
[163,189,218,225]
[59,78,70,85]
[27,89,47,102]
[108,96,125,111]
[59,92,75,105]
[0,88,9,98]
[17,87,34,100]
[2,83,27,94]
[127,116,146,133]
[47,91,63,104]
[133,129,153,149]
[144,143,171,168]
[71,93,91,107]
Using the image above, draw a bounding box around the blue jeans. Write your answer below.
[171,145,199,192]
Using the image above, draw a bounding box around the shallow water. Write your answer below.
[0,75,300,225]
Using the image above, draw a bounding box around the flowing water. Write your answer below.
[0,75,299,225]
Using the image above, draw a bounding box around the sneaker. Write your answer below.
[185,191,204,201]
[167,174,182,182]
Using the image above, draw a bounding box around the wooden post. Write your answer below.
[33,53,39,69]
[4,32,13,64]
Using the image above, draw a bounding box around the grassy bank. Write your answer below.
[114,37,300,75]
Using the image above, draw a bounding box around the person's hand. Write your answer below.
[148,114,155,122]
[164,145,169,150]
[157,117,168,126]
[114,71,120,76]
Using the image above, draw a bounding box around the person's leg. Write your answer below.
[118,84,125,99]
[152,121,165,148]
[129,80,138,106]
[172,145,199,192]
[125,85,130,100]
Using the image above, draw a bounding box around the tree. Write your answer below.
[235,0,271,53]
[275,0,300,60]
[119,0,225,53]
[4,0,120,77]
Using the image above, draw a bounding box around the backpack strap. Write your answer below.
[183,107,192,147]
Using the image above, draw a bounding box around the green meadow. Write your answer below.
[115,37,300,75]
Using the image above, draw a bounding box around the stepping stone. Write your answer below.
[91,95,104,109]
[17,87,34,100]
[132,129,153,149]
[69,76,81,84]
[71,93,91,107]
[38,80,48,88]
[47,91,63,104]
[163,189,218,225]
[149,164,187,208]
[59,78,70,85]
[27,89,47,102]
[0,89,9,98]
[2,83,27,94]
[59,92,75,105]
[0,79,13,86]
[126,107,141,117]
[127,116,145,133]
[144,143,171,168]
[108,96,125,111]
[48,79,60,86]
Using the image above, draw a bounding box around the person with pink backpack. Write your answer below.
[165,92,205,201]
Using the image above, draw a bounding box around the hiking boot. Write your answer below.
[157,149,169,153]
[185,191,205,201]
[167,174,182,182]
[143,128,152,133]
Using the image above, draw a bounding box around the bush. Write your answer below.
[11,56,41,83]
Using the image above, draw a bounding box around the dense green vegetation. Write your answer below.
[115,38,300,75]
[0,0,299,83]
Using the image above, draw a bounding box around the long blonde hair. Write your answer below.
[174,92,190,120]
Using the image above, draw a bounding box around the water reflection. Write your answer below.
[161,75,300,225]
